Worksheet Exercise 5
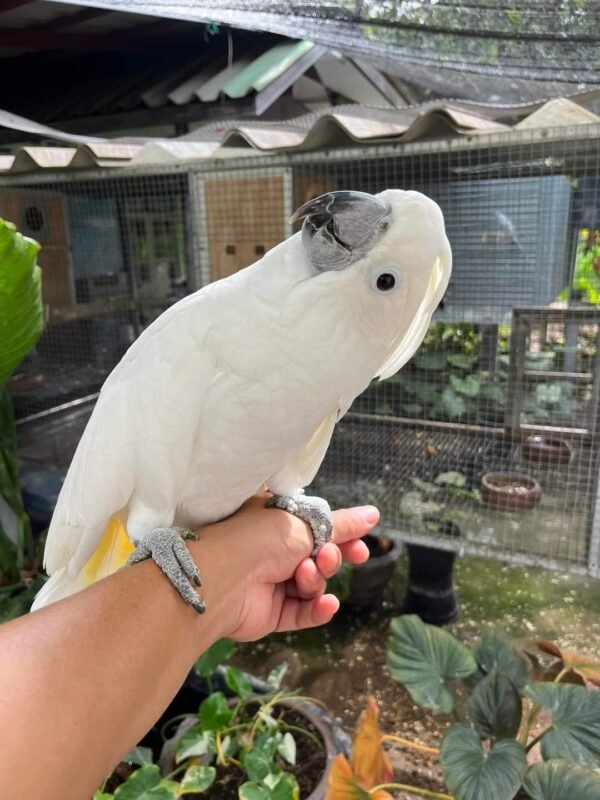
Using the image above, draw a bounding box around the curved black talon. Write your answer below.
[123,527,206,614]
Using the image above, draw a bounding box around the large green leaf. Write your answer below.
[0,219,43,386]
[386,615,477,713]
[440,723,526,800]
[0,219,42,577]
[450,374,481,398]
[524,683,600,767]
[472,633,531,691]
[441,386,467,418]
[468,668,522,740]
[113,766,177,799]
[522,760,600,800]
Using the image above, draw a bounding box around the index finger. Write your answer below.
[331,505,379,545]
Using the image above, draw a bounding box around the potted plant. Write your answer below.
[327,614,600,800]
[481,472,542,511]
[0,218,44,608]
[95,639,343,800]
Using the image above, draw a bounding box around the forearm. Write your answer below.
[0,530,235,800]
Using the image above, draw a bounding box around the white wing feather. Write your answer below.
[43,298,215,577]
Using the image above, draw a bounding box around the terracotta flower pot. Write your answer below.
[521,435,573,466]
[481,471,542,511]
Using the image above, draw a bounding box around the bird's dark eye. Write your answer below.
[376,272,396,291]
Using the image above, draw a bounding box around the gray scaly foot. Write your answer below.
[267,493,333,556]
[123,526,206,614]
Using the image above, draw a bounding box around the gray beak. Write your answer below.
[291,190,392,272]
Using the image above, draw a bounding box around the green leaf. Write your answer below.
[415,352,447,370]
[113,766,178,800]
[179,765,216,794]
[224,666,253,699]
[468,668,522,740]
[523,760,600,800]
[440,724,526,800]
[176,729,216,763]
[199,692,234,732]
[409,476,440,495]
[472,633,531,691]
[447,353,479,369]
[267,663,288,690]
[122,746,154,767]
[386,615,477,713]
[435,471,466,488]
[524,682,600,767]
[399,491,443,519]
[0,219,43,386]
[194,638,235,678]
[277,732,296,766]
[401,402,423,416]
[266,772,300,800]
[442,386,467,418]
[239,783,270,800]
[242,748,273,782]
[413,382,438,403]
[93,793,113,800]
[450,374,481,397]
[254,731,279,758]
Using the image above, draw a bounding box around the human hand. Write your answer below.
[191,494,378,643]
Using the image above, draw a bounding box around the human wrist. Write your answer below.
[188,526,246,641]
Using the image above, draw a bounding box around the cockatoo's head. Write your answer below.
[291,189,452,380]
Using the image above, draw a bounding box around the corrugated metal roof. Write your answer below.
[1,95,600,174]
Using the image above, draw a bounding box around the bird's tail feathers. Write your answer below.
[31,514,135,611]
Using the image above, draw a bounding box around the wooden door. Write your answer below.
[204,176,285,282]
[0,189,73,311]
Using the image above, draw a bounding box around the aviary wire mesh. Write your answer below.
[4,126,600,576]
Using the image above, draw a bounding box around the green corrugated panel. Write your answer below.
[223,40,315,98]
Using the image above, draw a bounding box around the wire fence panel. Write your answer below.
[3,128,600,576]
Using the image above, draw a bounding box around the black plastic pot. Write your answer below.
[345,532,401,606]
[160,697,340,800]
[402,519,461,626]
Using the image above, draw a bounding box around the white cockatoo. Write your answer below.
[31,189,452,613]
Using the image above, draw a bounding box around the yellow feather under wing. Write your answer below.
[81,514,135,582]
[31,515,135,611]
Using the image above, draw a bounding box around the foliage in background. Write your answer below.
[560,228,600,305]
[358,615,600,800]
[358,319,591,429]
[0,218,43,583]
[96,639,311,800]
